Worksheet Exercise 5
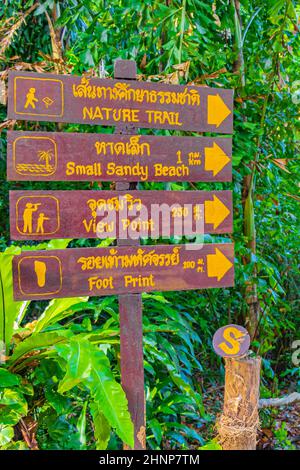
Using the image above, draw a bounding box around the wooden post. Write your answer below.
[217,355,261,450]
[114,59,146,450]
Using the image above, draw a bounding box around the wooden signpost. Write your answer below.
[7,60,235,450]
[9,190,233,240]
[113,61,145,450]
[7,131,232,182]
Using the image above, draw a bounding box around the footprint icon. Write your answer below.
[34,260,47,287]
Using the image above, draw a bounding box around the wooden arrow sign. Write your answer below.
[12,243,234,300]
[8,71,233,133]
[9,190,233,240]
[7,131,232,182]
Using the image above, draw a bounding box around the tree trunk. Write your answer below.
[217,355,261,450]
[242,174,259,339]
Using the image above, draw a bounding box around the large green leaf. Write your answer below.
[34,297,89,333]
[0,425,14,446]
[85,347,134,448]
[200,439,222,450]
[90,402,111,450]
[77,401,87,449]
[0,240,72,352]
[0,246,29,352]
[56,339,92,393]
[44,387,71,415]
[9,330,72,365]
[55,339,134,448]
[0,368,20,387]
[1,440,28,450]
[45,239,72,250]
[0,388,28,425]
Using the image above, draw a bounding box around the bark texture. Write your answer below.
[217,355,261,450]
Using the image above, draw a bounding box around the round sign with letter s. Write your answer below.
[213,324,250,358]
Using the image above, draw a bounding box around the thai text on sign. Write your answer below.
[9,190,233,240]
[7,131,232,182]
[8,71,234,133]
[12,243,234,300]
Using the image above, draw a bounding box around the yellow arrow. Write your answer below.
[204,195,230,229]
[205,142,231,176]
[207,248,233,281]
[207,94,231,128]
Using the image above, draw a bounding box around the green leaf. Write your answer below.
[46,239,72,250]
[56,339,92,393]
[45,387,71,415]
[0,368,20,387]
[20,381,34,396]
[34,1,51,16]
[199,439,222,450]
[0,247,30,352]
[142,293,170,304]
[1,440,28,450]
[77,402,87,449]
[0,425,14,446]
[34,297,88,333]
[90,402,111,450]
[55,339,134,447]
[0,389,28,426]
[149,418,162,445]
[85,347,134,448]
[9,330,72,365]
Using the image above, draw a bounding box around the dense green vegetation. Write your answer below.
[0,0,299,450]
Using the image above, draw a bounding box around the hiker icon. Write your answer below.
[24,87,38,109]
[23,202,41,233]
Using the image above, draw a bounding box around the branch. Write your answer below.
[178,0,187,65]
[259,392,300,409]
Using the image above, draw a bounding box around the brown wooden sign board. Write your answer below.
[9,190,233,240]
[12,243,234,300]
[7,130,232,182]
[8,71,233,133]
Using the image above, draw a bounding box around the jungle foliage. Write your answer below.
[0,0,299,450]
